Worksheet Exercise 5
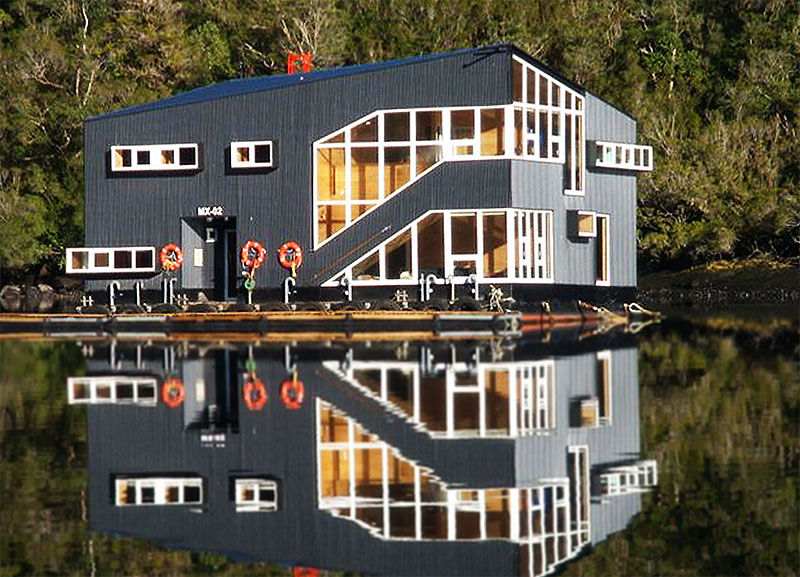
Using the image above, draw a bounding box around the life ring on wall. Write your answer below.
[162,378,185,408]
[243,378,267,410]
[280,378,305,410]
[240,240,267,269]
[277,241,303,275]
[159,244,184,272]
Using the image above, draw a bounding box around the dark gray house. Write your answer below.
[67,44,652,305]
[70,337,657,576]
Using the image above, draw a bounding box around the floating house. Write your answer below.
[68,44,652,306]
[71,337,657,576]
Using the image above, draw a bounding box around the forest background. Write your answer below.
[0,0,797,282]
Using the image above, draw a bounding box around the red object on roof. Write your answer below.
[293,567,318,577]
[287,53,313,74]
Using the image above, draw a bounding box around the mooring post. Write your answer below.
[283,276,297,304]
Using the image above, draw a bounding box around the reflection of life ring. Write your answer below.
[243,378,267,410]
[280,378,305,410]
[162,378,185,408]
[159,244,184,272]
[278,241,303,276]
[240,240,266,269]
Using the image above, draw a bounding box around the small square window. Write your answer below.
[117,383,134,399]
[236,146,250,163]
[115,149,132,168]
[179,146,196,166]
[71,251,89,270]
[115,250,133,269]
[184,485,201,503]
[161,149,175,165]
[140,486,155,503]
[136,250,153,269]
[136,150,150,165]
[94,252,110,267]
[71,382,89,399]
[254,144,271,164]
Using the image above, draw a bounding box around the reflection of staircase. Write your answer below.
[314,363,517,488]
[309,160,511,284]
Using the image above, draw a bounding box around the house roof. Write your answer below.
[88,45,502,121]
[87,43,632,123]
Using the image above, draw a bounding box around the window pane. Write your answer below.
[565,114,573,189]
[526,69,536,104]
[179,146,196,166]
[115,148,132,168]
[352,250,380,280]
[351,147,379,200]
[565,93,572,109]
[483,213,508,277]
[451,213,477,254]
[114,250,133,269]
[480,108,505,156]
[136,150,150,165]
[539,112,549,158]
[72,251,89,270]
[351,115,378,142]
[136,250,153,269]
[354,448,383,498]
[417,213,444,276]
[416,110,442,141]
[317,148,346,201]
[383,147,410,195]
[353,203,376,219]
[94,252,110,267]
[453,260,477,276]
[317,205,345,243]
[575,115,583,189]
[416,145,441,175]
[386,229,412,279]
[384,111,410,142]
[450,110,474,140]
[526,110,537,156]
[161,149,175,165]
[513,60,523,102]
[514,108,523,156]
[254,144,271,164]
[235,146,249,163]
[321,131,345,144]
[539,76,549,106]
[552,83,560,107]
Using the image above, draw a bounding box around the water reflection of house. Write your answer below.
[70,337,656,576]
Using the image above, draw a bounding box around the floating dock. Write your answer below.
[0,309,615,341]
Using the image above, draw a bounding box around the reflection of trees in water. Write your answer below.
[564,322,799,577]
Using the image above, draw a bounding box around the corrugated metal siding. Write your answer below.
[85,51,510,293]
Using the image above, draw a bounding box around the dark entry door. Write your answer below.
[181,217,238,301]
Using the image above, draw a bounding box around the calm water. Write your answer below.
[0,310,797,576]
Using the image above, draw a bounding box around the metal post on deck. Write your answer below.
[135,282,142,307]
[284,277,297,304]
[108,281,121,310]
[339,276,352,302]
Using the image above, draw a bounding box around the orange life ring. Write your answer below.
[162,378,185,408]
[243,378,267,410]
[240,240,267,269]
[280,378,305,410]
[278,241,303,275]
[159,244,184,272]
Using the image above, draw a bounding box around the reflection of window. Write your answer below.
[68,377,157,405]
[115,477,203,506]
[66,247,156,274]
[597,351,612,425]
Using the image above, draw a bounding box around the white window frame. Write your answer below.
[67,376,158,405]
[230,140,274,169]
[110,143,199,172]
[114,477,203,506]
[595,141,653,171]
[575,211,597,238]
[322,208,554,288]
[235,479,279,512]
[66,246,156,275]
[595,213,610,286]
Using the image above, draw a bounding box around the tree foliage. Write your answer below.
[0,0,797,280]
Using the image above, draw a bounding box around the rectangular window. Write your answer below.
[115,477,203,506]
[482,213,507,277]
[595,215,609,285]
[317,205,346,243]
[316,148,346,201]
[383,147,411,196]
[110,144,199,172]
[450,110,475,141]
[235,479,278,512]
[351,147,379,200]
[416,111,442,141]
[594,141,653,171]
[384,112,410,142]
[480,108,505,156]
[230,141,273,168]
[66,247,157,275]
